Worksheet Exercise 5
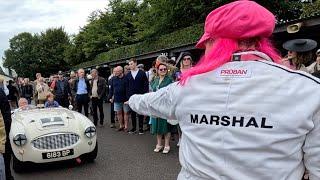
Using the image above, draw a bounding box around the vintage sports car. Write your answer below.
[10,106,97,172]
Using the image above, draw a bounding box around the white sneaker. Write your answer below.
[153,145,163,153]
[177,138,181,147]
[162,146,170,154]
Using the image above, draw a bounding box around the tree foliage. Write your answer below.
[4,0,314,73]
[66,0,306,66]
[65,0,142,66]
[3,32,40,78]
[3,28,70,79]
[37,27,70,75]
[74,24,203,69]
[301,0,320,18]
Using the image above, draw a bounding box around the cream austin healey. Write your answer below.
[10,106,97,172]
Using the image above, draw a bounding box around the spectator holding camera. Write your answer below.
[36,77,50,104]
[155,55,177,76]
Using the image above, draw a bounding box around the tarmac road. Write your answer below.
[13,103,181,180]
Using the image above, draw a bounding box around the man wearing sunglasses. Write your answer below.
[174,51,193,81]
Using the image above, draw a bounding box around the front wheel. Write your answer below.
[12,155,26,173]
[82,142,98,163]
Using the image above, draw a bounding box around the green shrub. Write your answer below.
[301,2,320,18]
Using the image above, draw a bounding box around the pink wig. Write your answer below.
[180,38,281,85]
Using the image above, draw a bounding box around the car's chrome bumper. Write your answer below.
[12,137,97,163]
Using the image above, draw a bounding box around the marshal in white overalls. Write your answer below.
[129,52,320,180]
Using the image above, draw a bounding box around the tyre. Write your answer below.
[82,142,98,163]
[12,155,25,173]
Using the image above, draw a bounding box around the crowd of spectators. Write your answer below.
[10,70,106,124]
[0,52,193,157]
[106,52,194,154]
[3,40,320,141]
[0,39,319,163]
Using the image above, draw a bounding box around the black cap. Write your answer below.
[176,51,193,65]
[283,39,317,53]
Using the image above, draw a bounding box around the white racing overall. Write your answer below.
[129,52,320,180]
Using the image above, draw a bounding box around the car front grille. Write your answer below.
[32,133,80,150]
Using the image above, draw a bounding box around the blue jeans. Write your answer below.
[0,154,6,180]
[114,102,130,113]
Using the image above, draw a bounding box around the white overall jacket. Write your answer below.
[129,53,320,180]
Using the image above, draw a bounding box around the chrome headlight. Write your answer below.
[84,126,96,138]
[13,134,27,146]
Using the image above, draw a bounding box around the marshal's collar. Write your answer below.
[232,51,273,62]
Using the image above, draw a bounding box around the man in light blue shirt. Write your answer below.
[77,76,88,95]
[73,69,91,117]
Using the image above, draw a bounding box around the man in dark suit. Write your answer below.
[74,68,91,117]
[54,71,72,108]
[90,69,106,126]
[107,70,116,128]
[20,78,33,104]
[126,58,149,134]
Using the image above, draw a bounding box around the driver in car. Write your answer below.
[17,98,36,111]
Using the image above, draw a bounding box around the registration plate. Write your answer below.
[42,149,74,159]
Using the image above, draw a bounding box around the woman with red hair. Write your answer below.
[128,1,320,179]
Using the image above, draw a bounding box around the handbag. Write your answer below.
[167,119,179,125]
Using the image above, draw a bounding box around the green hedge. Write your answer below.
[301,2,320,18]
[74,24,203,69]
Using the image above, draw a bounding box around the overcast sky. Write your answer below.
[0,0,108,69]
